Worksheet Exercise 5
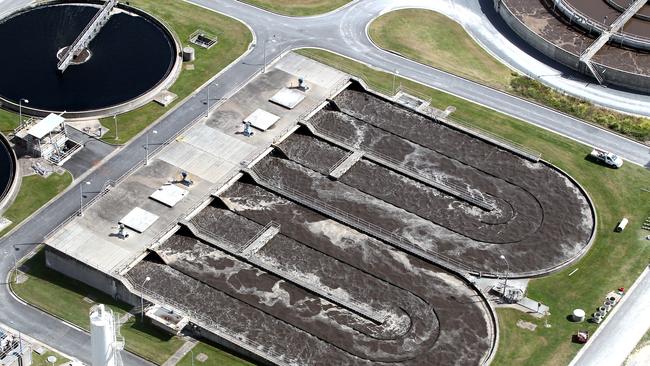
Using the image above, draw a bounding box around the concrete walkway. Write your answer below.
[161,338,197,366]
[570,266,650,366]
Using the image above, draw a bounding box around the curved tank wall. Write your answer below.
[0,132,18,215]
[0,0,182,119]
[495,0,650,92]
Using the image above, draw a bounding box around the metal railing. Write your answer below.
[123,275,294,366]
[182,220,388,324]
[242,167,474,275]
[442,116,542,162]
[57,0,117,72]
[239,221,281,255]
[303,120,496,210]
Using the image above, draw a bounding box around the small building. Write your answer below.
[15,114,77,163]
[0,330,32,366]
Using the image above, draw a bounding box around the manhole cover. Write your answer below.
[196,353,208,362]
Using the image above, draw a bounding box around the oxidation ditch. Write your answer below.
[126,84,595,365]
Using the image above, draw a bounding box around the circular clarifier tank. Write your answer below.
[0,1,180,118]
[0,133,17,213]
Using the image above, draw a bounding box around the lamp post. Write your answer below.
[145,130,157,165]
[392,69,399,95]
[206,83,218,118]
[113,115,118,141]
[19,98,29,128]
[499,254,509,297]
[4,246,18,283]
[79,181,91,216]
[140,276,151,321]
[263,34,276,73]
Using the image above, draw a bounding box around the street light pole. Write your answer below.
[140,276,151,321]
[206,83,218,118]
[392,69,399,95]
[113,115,118,141]
[4,247,18,283]
[19,98,29,128]
[145,130,157,165]
[499,254,510,296]
[79,181,91,216]
[263,34,276,73]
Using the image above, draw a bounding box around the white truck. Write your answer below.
[589,148,623,168]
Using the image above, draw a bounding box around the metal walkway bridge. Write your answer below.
[241,167,476,277]
[578,0,647,83]
[299,120,496,211]
[57,0,118,73]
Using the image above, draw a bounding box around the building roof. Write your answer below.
[27,113,64,139]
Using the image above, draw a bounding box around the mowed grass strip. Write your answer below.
[177,342,255,366]
[99,0,252,144]
[369,9,512,89]
[11,250,185,365]
[368,9,650,142]
[0,172,72,237]
[31,349,70,366]
[240,0,351,16]
[0,109,19,133]
[297,48,650,365]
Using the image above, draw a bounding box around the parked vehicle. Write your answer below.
[589,148,623,168]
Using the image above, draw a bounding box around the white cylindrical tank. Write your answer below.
[615,218,629,232]
[182,46,195,62]
[572,309,585,322]
[90,304,117,366]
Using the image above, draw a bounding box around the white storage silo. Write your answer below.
[90,304,117,366]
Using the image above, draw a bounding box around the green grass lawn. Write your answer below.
[0,109,19,133]
[177,342,255,366]
[99,0,252,144]
[1,172,72,237]
[369,9,512,89]
[31,349,70,366]
[368,9,650,143]
[297,48,650,366]
[11,250,185,365]
[240,0,350,16]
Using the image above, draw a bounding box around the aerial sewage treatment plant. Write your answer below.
[39,52,596,365]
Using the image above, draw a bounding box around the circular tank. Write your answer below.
[0,1,181,119]
[0,132,17,214]
[182,46,195,62]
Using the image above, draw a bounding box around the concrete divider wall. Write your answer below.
[45,246,140,306]
[496,0,581,69]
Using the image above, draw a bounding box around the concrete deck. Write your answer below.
[45,53,349,275]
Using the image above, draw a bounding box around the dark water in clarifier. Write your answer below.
[0,3,175,112]
[0,134,15,203]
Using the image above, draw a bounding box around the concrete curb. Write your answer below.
[233,0,359,19]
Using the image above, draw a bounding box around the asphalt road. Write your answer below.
[0,0,649,364]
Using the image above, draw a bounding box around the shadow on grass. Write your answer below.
[126,317,175,342]
[19,250,128,306]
